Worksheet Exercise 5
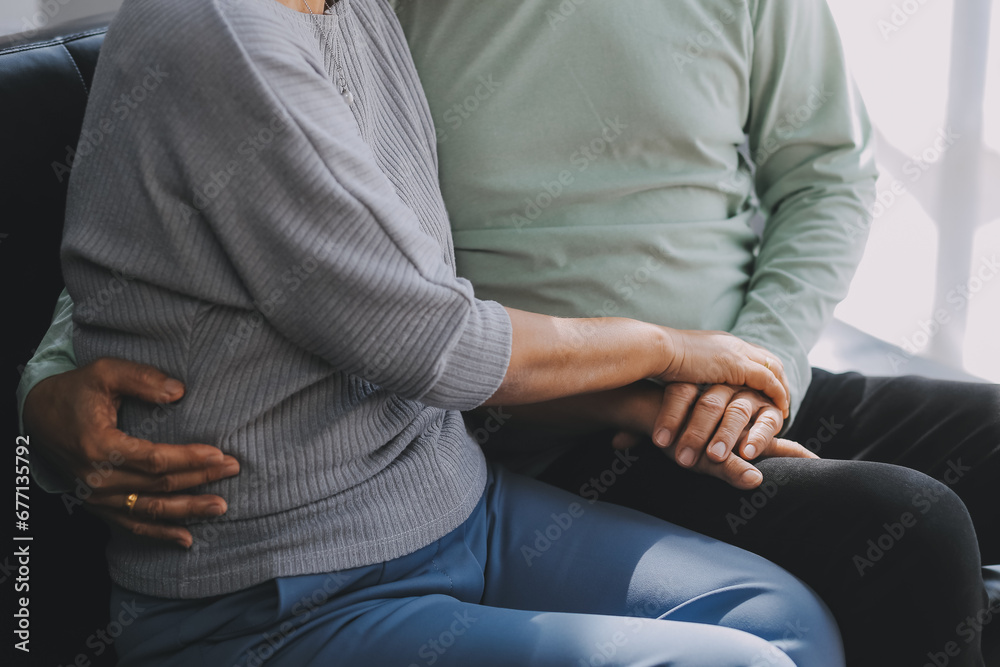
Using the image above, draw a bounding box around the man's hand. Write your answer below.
[22,358,239,548]
[651,383,785,470]
[610,380,816,489]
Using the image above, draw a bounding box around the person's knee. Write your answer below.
[874,467,973,545]
[843,464,979,579]
[898,474,978,561]
[784,460,975,553]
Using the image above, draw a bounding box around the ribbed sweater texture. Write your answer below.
[60,0,512,598]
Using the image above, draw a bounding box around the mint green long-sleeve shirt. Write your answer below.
[396,0,877,421]
[20,0,876,470]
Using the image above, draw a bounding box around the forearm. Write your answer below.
[486,308,670,406]
[17,289,79,493]
[17,289,78,432]
[466,382,661,460]
[477,381,661,435]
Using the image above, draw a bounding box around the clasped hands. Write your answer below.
[610,379,816,491]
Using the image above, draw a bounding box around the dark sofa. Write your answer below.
[2,14,118,667]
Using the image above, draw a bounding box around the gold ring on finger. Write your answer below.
[125,492,139,514]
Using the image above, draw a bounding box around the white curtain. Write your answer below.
[819,0,999,382]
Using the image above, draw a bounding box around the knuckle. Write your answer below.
[153,475,179,493]
[79,435,104,459]
[698,392,728,412]
[90,358,112,376]
[727,399,754,421]
[678,429,709,449]
[146,498,165,520]
[755,413,781,432]
[713,427,739,444]
[659,408,687,426]
[667,383,698,401]
[130,522,147,537]
[145,448,168,474]
[134,367,159,388]
[676,383,700,399]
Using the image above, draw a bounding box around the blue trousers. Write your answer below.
[111,464,843,666]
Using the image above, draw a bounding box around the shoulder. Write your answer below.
[99,0,317,90]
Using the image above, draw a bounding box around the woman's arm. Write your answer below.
[489,308,789,414]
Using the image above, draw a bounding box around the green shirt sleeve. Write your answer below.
[16,289,77,493]
[731,0,878,424]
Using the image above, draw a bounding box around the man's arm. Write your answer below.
[17,289,77,491]
[636,0,877,473]
[731,0,879,420]
[470,381,814,490]
[19,292,239,548]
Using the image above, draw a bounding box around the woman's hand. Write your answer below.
[22,359,240,548]
[655,329,790,418]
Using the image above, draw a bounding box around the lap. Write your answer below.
[786,368,999,468]
[112,466,841,667]
[786,368,999,559]
[536,368,998,667]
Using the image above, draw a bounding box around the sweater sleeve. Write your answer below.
[68,2,511,411]
[731,0,878,422]
[16,289,77,493]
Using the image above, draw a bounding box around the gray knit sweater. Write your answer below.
[61,0,512,599]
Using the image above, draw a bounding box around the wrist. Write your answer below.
[615,381,663,435]
[22,373,60,438]
[652,325,680,380]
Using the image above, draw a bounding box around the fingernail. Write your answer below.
[708,442,727,459]
[743,444,757,459]
[207,503,226,516]
[741,469,763,486]
[163,379,184,395]
[654,429,671,447]
[677,448,695,467]
[222,461,240,475]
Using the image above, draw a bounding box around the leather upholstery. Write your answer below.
[2,14,111,381]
